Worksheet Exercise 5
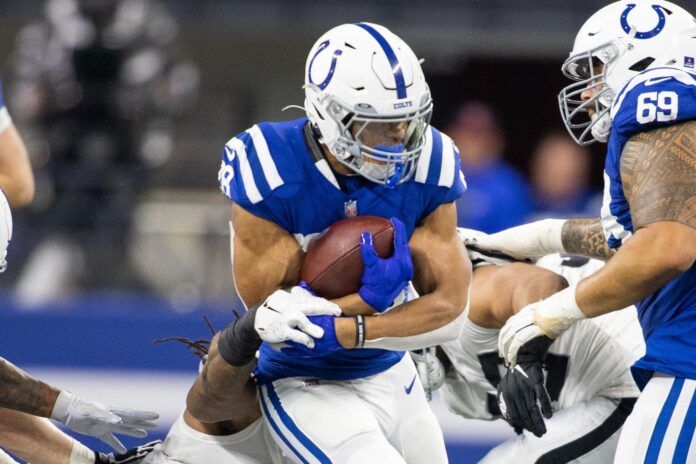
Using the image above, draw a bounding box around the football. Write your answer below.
[300,216,394,299]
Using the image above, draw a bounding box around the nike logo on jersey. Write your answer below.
[587,31,600,36]
[404,374,417,394]
[645,77,672,86]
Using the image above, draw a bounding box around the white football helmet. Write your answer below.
[559,1,696,145]
[304,23,432,186]
[0,189,12,273]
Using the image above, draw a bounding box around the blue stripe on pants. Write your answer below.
[673,385,696,463]
[259,386,310,464]
[645,377,685,463]
[266,383,332,464]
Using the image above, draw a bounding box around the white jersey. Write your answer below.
[441,254,644,421]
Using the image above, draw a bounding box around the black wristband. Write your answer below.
[355,315,366,348]
[218,305,263,366]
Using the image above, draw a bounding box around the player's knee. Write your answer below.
[398,412,447,464]
[341,434,405,464]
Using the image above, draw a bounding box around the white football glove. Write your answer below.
[254,286,342,349]
[0,189,12,273]
[460,219,567,261]
[51,391,159,453]
[499,285,585,366]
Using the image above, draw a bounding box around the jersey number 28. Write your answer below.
[636,91,679,124]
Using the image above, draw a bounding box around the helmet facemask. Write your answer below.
[316,89,433,187]
[558,41,622,145]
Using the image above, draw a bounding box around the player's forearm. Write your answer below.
[186,335,258,424]
[332,293,376,316]
[337,281,470,350]
[561,218,615,260]
[0,358,59,417]
[0,408,73,464]
[576,223,695,317]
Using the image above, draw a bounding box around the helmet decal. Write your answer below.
[620,4,669,39]
[355,22,407,99]
[308,40,343,90]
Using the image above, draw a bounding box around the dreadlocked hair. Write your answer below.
[153,316,216,359]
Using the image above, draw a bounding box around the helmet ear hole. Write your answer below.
[628,57,655,72]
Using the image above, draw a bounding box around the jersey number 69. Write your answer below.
[636,91,679,124]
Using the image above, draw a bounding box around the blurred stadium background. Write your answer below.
[0,1,614,462]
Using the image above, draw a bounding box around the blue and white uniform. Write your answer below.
[600,67,696,463]
[218,118,465,464]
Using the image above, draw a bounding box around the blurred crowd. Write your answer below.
[450,101,601,233]
[0,0,602,308]
[2,0,201,305]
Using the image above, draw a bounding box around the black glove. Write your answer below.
[95,440,163,464]
[497,336,554,438]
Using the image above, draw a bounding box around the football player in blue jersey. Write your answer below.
[191,23,470,463]
[464,1,696,462]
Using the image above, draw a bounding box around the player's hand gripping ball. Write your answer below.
[300,215,397,300]
[358,217,413,312]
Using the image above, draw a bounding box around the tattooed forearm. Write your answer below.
[0,358,59,417]
[562,218,615,260]
[621,120,696,229]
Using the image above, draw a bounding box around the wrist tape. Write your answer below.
[218,305,262,366]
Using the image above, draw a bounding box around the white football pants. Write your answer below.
[481,395,636,464]
[614,374,696,464]
[259,353,448,464]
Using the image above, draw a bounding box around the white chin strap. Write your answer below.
[591,112,612,143]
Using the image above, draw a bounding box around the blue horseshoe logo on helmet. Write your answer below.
[620,4,669,39]
[308,40,343,90]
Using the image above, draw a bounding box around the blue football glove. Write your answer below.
[281,315,342,358]
[358,217,413,312]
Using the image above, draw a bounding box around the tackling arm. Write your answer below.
[186,204,304,423]
[335,202,471,349]
[460,217,614,262]
[186,333,260,426]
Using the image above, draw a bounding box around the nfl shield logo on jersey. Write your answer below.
[344,199,358,217]
[685,56,695,69]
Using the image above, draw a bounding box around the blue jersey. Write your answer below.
[218,117,466,382]
[602,67,696,379]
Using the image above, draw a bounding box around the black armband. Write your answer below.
[218,305,263,367]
